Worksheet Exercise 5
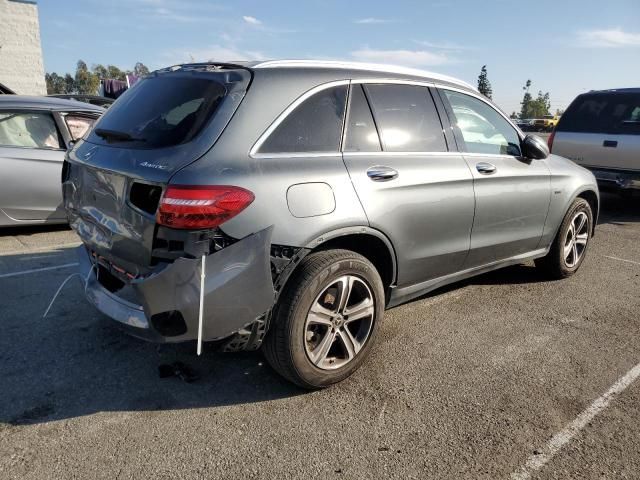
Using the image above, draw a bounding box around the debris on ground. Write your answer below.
[158,361,200,383]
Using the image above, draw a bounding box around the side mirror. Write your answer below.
[521,134,549,159]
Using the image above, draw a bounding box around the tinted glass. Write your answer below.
[259,85,348,153]
[344,85,381,152]
[557,92,640,135]
[89,76,227,148]
[443,90,521,156]
[364,84,446,152]
[0,111,62,149]
[65,114,97,141]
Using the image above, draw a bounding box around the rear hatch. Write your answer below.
[63,65,252,275]
[552,90,640,172]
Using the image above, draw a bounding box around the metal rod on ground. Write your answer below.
[197,254,206,356]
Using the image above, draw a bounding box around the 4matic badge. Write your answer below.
[140,162,169,170]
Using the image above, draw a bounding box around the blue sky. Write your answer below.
[39,0,640,114]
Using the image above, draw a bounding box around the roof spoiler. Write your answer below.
[153,62,254,75]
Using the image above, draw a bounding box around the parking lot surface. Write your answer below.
[1,192,639,479]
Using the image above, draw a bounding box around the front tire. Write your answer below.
[262,249,385,389]
[535,198,593,279]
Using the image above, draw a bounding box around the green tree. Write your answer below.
[46,60,150,95]
[75,60,99,95]
[520,80,533,118]
[133,62,150,77]
[64,73,75,94]
[92,64,109,79]
[510,111,518,119]
[520,80,552,119]
[477,65,493,99]
[530,90,551,118]
[45,72,65,94]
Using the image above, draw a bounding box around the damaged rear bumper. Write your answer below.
[78,227,275,343]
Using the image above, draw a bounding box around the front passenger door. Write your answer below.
[438,89,551,267]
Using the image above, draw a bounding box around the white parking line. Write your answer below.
[511,361,640,480]
[0,262,79,279]
[0,242,81,257]
[604,255,640,266]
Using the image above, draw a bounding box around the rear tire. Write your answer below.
[535,198,593,279]
[262,249,385,389]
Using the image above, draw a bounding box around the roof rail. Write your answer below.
[252,59,476,91]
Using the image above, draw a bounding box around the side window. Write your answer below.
[615,95,640,135]
[442,90,521,156]
[0,111,62,149]
[364,84,446,152]
[259,85,348,154]
[65,114,98,141]
[558,93,640,135]
[343,84,381,152]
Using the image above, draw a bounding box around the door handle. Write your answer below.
[476,162,497,175]
[603,140,618,148]
[367,165,399,181]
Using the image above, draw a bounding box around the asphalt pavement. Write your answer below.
[0,192,639,479]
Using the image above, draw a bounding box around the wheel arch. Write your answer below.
[575,188,599,236]
[303,226,397,301]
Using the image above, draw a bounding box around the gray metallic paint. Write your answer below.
[64,63,599,344]
[343,151,475,287]
[78,227,275,342]
[461,153,551,267]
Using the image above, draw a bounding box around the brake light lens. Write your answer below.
[548,130,555,152]
[157,185,254,230]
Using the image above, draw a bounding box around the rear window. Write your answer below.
[557,92,640,135]
[89,76,227,148]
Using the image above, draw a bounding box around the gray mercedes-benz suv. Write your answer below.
[63,60,599,388]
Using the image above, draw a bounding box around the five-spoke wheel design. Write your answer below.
[563,211,589,268]
[304,275,375,370]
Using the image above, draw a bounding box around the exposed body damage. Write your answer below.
[61,60,600,387]
[78,226,276,344]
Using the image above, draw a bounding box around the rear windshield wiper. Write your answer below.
[94,128,146,143]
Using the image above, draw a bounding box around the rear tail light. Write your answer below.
[157,185,254,230]
[548,130,555,152]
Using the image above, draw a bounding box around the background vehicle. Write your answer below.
[63,61,599,388]
[550,88,640,195]
[516,118,534,131]
[0,96,104,226]
[48,94,115,109]
[533,114,560,132]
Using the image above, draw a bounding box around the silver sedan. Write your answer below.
[0,95,104,226]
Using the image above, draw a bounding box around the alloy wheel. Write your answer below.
[564,211,589,268]
[304,275,375,370]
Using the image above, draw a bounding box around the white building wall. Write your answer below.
[0,0,46,95]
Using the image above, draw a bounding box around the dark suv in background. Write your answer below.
[63,61,598,388]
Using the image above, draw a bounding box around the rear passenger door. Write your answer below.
[342,82,475,288]
[0,110,67,222]
[438,88,551,267]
